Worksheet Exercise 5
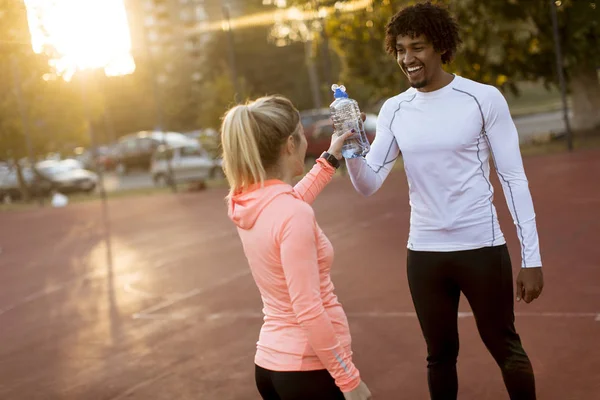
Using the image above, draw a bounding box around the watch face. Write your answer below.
[325,153,339,168]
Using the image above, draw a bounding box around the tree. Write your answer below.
[284,0,600,129]
[0,0,100,201]
[0,0,52,201]
[200,0,332,120]
[483,0,600,130]
[196,62,250,130]
[0,1,48,161]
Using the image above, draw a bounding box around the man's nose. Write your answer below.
[403,51,416,65]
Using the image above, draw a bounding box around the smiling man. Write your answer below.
[345,2,543,399]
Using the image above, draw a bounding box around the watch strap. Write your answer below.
[321,152,340,169]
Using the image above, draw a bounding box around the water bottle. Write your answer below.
[330,84,370,158]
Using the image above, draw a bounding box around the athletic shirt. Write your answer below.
[228,159,361,393]
[346,75,542,268]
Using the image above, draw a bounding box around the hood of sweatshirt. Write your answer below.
[227,180,295,230]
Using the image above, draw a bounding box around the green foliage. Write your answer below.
[196,62,250,129]
[323,1,410,109]
[287,0,599,111]
[0,0,105,160]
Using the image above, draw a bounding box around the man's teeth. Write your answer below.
[407,66,423,73]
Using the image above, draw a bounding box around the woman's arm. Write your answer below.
[293,130,353,204]
[293,157,336,205]
[279,202,361,392]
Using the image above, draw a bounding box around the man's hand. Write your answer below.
[516,267,544,303]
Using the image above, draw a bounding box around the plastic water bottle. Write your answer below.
[330,84,370,158]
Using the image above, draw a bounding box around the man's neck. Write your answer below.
[417,71,454,93]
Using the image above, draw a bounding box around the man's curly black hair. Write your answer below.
[385,1,462,65]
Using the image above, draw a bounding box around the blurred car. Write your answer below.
[114,131,199,175]
[0,166,53,201]
[304,113,378,159]
[150,143,223,187]
[35,159,98,194]
[75,145,119,172]
[300,108,331,130]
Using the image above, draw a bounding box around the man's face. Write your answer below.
[396,34,443,90]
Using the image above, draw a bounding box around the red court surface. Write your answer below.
[1,148,599,399]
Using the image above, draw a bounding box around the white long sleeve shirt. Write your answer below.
[347,75,542,268]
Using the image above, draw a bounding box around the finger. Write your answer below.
[524,286,534,303]
[516,279,523,302]
[337,130,355,140]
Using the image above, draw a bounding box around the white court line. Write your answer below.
[131,269,250,320]
[0,228,239,318]
[0,272,107,317]
[1,208,395,318]
[123,273,162,300]
[353,311,600,320]
[191,311,600,322]
[129,211,401,321]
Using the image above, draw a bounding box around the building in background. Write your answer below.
[124,0,210,85]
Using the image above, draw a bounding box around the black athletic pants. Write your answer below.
[407,244,536,400]
[255,365,344,400]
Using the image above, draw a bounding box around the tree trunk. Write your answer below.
[569,64,600,131]
[14,160,31,203]
[305,39,322,109]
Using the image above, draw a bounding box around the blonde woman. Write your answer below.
[221,95,372,400]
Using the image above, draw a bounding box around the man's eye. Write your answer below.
[414,47,423,51]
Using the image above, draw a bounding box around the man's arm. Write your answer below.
[346,100,401,197]
[483,87,543,302]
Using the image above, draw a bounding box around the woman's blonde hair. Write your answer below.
[220,95,301,198]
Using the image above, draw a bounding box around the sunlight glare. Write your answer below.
[24,0,135,80]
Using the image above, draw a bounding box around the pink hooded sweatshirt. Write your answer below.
[228,158,361,393]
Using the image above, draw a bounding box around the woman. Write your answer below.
[221,95,372,400]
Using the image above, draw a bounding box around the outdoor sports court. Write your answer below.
[1,148,599,399]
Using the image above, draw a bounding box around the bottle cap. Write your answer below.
[331,84,348,99]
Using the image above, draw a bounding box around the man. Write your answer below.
[345,2,544,399]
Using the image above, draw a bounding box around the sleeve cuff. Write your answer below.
[316,157,336,175]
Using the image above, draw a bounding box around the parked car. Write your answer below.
[114,131,198,175]
[35,159,98,194]
[75,145,119,172]
[150,143,223,187]
[0,166,53,202]
[300,108,331,130]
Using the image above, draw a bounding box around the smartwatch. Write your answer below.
[321,152,340,169]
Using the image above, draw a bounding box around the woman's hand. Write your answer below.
[343,380,373,400]
[327,130,355,160]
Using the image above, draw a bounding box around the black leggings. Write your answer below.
[407,244,536,400]
[255,365,344,400]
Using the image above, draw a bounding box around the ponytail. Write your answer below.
[221,105,266,198]
[221,95,301,199]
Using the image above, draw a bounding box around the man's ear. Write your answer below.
[440,49,452,63]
